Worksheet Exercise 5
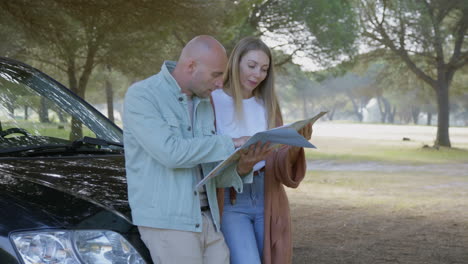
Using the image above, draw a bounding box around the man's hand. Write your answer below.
[232,136,250,148]
[236,141,272,176]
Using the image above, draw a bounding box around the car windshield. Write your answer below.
[0,59,122,151]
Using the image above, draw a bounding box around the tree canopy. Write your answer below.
[1,0,467,146]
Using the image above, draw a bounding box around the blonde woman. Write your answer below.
[212,37,312,264]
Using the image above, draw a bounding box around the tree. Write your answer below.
[359,0,468,147]
[1,0,234,139]
[366,60,437,124]
[0,9,26,58]
[318,71,374,122]
[275,61,323,120]
[225,0,359,67]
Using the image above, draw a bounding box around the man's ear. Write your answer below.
[187,59,197,74]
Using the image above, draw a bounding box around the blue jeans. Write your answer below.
[221,171,265,264]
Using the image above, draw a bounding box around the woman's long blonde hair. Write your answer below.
[223,37,282,129]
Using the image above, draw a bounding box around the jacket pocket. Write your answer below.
[202,126,217,136]
[164,115,182,135]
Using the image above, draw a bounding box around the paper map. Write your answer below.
[196,111,328,188]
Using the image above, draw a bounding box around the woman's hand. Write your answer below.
[298,122,312,140]
[289,123,313,163]
[236,141,272,176]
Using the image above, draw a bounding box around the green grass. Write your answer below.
[298,170,468,211]
[307,134,468,164]
[307,146,468,164]
[2,120,95,140]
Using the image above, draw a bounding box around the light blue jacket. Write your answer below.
[123,61,248,232]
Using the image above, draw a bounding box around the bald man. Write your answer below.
[123,35,253,263]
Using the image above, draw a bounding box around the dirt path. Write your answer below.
[307,160,468,177]
[289,161,468,264]
[290,194,468,264]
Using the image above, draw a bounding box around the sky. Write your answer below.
[261,31,323,72]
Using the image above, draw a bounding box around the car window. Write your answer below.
[0,60,122,149]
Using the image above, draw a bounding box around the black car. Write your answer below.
[0,57,151,264]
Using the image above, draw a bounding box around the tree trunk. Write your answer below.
[434,81,451,147]
[70,88,85,140]
[106,78,114,122]
[69,79,84,140]
[67,42,98,140]
[24,105,28,120]
[377,96,391,123]
[388,106,396,123]
[328,104,337,121]
[347,92,363,122]
[57,110,66,123]
[411,106,420,124]
[66,58,82,141]
[6,96,15,117]
[39,97,50,123]
[403,114,411,124]
[377,97,385,123]
[426,112,432,126]
[69,118,82,139]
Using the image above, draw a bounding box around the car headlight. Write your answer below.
[11,230,146,264]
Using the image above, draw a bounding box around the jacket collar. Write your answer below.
[161,61,181,97]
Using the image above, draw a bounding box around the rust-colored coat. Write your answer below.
[217,118,306,264]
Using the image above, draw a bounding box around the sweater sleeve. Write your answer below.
[267,145,306,188]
